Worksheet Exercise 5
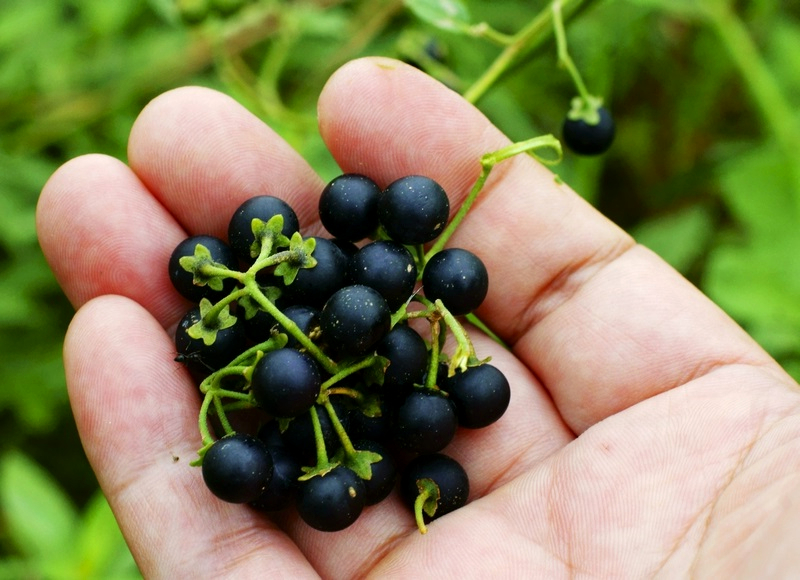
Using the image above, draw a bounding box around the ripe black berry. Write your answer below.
[202,433,274,503]
[319,285,391,357]
[346,241,418,311]
[318,174,381,242]
[354,439,397,506]
[376,324,428,390]
[400,453,469,524]
[251,348,321,418]
[443,364,510,429]
[169,235,239,303]
[562,106,615,156]
[422,248,488,315]
[249,445,302,512]
[378,175,450,244]
[175,306,246,375]
[296,466,366,532]
[395,390,458,454]
[227,195,300,261]
[282,237,348,308]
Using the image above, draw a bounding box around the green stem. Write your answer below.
[323,399,358,457]
[425,136,561,261]
[465,312,508,349]
[320,356,381,393]
[424,316,443,391]
[310,406,329,467]
[198,392,215,447]
[552,0,598,122]
[245,278,338,374]
[702,2,800,211]
[201,287,249,326]
[212,395,235,436]
[462,0,593,104]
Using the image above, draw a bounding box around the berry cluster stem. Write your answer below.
[425,136,562,261]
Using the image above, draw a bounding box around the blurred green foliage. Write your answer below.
[1,0,799,574]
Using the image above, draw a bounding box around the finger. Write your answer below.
[317,57,782,433]
[128,86,324,240]
[37,154,188,325]
[64,295,318,578]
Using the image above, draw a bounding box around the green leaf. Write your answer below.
[631,203,714,274]
[0,451,79,558]
[404,0,472,33]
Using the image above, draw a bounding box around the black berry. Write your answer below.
[562,106,615,156]
[169,235,239,303]
[400,453,469,524]
[228,195,300,261]
[175,306,246,375]
[251,348,322,418]
[318,174,381,242]
[378,175,450,244]
[346,241,418,311]
[282,237,348,308]
[202,433,274,503]
[296,466,366,532]
[395,390,458,454]
[319,285,391,357]
[444,364,510,429]
[422,248,488,315]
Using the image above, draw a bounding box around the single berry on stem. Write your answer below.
[169,235,239,303]
[227,195,300,261]
[422,248,489,316]
[346,241,418,311]
[562,104,615,156]
[443,363,511,429]
[296,465,366,532]
[400,453,469,534]
[318,173,381,242]
[378,175,450,244]
[202,433,274,504]
[250,348,322,418]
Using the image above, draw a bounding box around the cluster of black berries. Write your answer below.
[168,173,510,533]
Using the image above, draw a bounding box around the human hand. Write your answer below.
[36,58,800,578]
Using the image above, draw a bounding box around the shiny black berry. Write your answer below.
[375,324,428,390]
[562,106,615,156]
[318,174,381,242]
[169,235,239,303]
[202,433,274,503]
[378,175,450,244]
[443,364,510,429]
[282,237,348,308]
[346,241,418,311]
[249,445,302,512]
[175,306,246,375]
[296,466,366,532]
[319,285,391,357]
[251,348,321,418]
[422,248,488,315]
[395,390,458,454]
[228,195,300,261]
[354,439,397,505]
[400,453,469,523]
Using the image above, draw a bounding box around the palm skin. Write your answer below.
[36,58,800,578]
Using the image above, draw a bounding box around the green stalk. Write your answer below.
[702,3,800,211]
[462,0,595,104]
[245,278,338,374]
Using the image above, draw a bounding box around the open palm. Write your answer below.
[37,58,800,578]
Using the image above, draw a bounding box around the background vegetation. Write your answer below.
[1,0,797,576]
